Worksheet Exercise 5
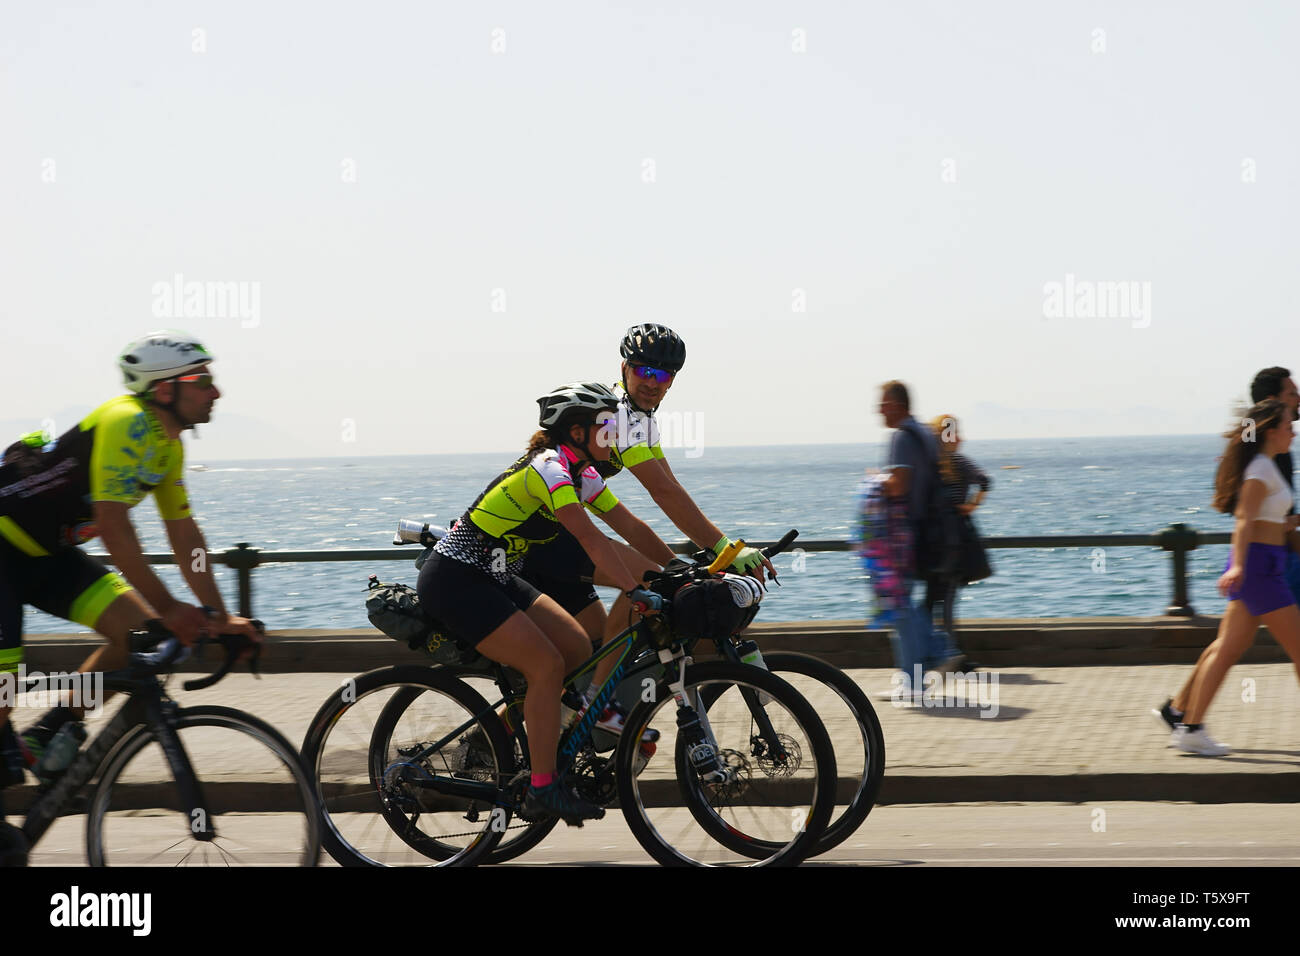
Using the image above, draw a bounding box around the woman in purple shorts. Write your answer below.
[1158,399,1300,755]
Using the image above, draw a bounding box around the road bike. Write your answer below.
[4,624,320,866]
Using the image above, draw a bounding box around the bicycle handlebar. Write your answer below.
[182,633,263,691]
[762,529,799,559]
[126,617,265,690]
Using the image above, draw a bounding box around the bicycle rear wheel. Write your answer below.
[301,665,511,867]
[615,661,835,867]
[85,706,320,866]
[371,683,559,864]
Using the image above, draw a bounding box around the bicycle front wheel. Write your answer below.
[301,665,512,867]
[741,652,884,856]
[614,661,836,867]
[85,706,320,866]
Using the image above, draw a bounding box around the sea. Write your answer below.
[23,434,1245,634]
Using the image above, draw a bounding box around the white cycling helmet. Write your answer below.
[119,331,214,394]
[537,382,620,429]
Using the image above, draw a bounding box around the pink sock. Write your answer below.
[531,772,556,789]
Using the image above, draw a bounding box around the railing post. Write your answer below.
[1156,523,1199,617]
[224,543,263,619]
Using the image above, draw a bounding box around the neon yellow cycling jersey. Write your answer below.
[603,383,666,476]
[0,394,191,556]
[436,445,619,581]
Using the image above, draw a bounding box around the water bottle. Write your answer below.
[559,689,585,730]
[35,721,86,781]
[735,640,773,705]
[395,519,448,547]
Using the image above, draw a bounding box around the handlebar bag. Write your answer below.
[671,575,762,641]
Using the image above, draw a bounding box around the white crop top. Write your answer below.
[1241,455,1293,524]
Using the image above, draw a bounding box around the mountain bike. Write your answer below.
[301,539,838,866]
[5,623,320,866]
[376,526,884,861]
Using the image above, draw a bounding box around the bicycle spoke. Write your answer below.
[306,671,509,866]
[618,663,835,866]
[88,710,318,866]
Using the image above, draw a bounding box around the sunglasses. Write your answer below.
[631,364,674,384]
[175,372,215,388]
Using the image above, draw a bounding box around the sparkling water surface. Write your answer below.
[25,435,1239,633]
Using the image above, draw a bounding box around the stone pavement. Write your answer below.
[7,661,1297,810]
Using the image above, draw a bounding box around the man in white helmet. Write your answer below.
[0,331,260,817]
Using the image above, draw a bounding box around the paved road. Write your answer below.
[25,803,1300,866]
[11,662,1297,808]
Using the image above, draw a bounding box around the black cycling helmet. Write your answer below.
[619,324,686,373]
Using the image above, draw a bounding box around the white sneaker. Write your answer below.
[1170,725,1231,756]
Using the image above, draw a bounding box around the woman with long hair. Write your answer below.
[924,414,991,668]
[416,383,673,822]
[1156,399,1300,755]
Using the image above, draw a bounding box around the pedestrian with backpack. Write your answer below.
[876,381,964,702]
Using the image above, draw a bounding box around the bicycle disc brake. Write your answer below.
[751,733,802,777]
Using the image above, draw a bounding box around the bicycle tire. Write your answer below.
[301,665,511,867]
[739,652,884,856]
[370,684,559,864]
[85,706,321,866]
[614,661,836,867]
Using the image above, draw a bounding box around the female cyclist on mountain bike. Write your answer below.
[416,383,673,824]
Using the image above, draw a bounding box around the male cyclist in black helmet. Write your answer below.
[0,331,260,860]
[519,324,774,734]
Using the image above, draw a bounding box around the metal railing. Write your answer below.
[110,522,1227,619]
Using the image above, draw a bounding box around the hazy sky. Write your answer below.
[3,2,1297,460]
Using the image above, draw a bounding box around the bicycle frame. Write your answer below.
[388,618,666,806]
[21,675,215,847]
[388,609,790,810]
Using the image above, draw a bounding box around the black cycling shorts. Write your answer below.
[416,551,542,648]
[518,527,600,616]
[0,539,133,673]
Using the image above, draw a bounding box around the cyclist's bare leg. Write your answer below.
[590,540,661,690]
[475,610,569,777]
[1172,600,1257,713]
[522,595,595,673]
[8,591,154,732]
[80,589,154,676]
[73,590,158,719]
[570,600,606,646]
[1182,600,1263,725]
